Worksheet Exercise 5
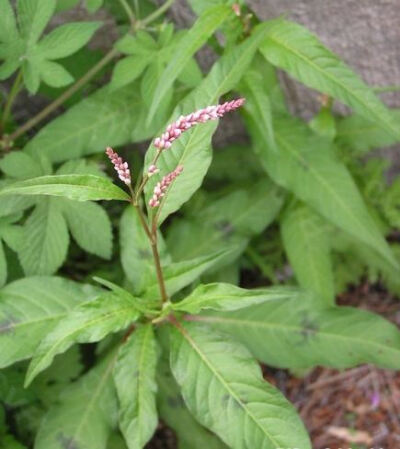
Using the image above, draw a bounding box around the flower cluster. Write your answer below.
[105,147,131,185]
[153,98,245,151]
[149,165,183,208]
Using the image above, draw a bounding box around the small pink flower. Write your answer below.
[105,147,131,185]
[149,165,183,208]
[147,164,160,177]
[154,98,245,151]
[232,3,241,16]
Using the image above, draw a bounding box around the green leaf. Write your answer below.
[156,335,228,449]
[37,22,101,59]
[144,249,233,299]
[248,112,397,268]
[144,22,271,224]
[336,109,400,154]
[110,55,151,91]
[148,4,232,122]
[114,325,159,449]
[281,204,334,305]
[198,297,400,370]
[0,152,42,179]
[22,60,40,93]
[0,276,99,368]
[35,351,118,449]
[174,283,302,314]
[309,107,336,141]
[0,241,6,288]
[0,0,18,43]
[17,0,56,45]
[23,85,141,163]
[37,59,74,88]
[26,291,140,386]
[120,206,170,295]
[61,199,112,259]
[259,19,400,140]
[0,174,130,201]
[18,198,69,275]
[167,180,284,262]
[85,0,104,13]
[242,70,277,152]
[170,322,311,449]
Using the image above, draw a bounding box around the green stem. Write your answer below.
[118,0,136,27]
[245,246,277,283]
[6,47,119,144]
[130,186,169,305]
[142,0,176,26]
[1,70,23,134]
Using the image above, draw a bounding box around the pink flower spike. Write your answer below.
[105,147,131,185]
[153,98,245,151]
[148,165,183,208]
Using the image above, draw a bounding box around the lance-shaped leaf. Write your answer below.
[0,175,130,202]
[246,109,397,268]
[35,350,118,449]
[260,19,400,140]
[148,4,232,122]
[23,85,141,163]
[170,322,311,449]
[0,276,99,368]
[281,203,335,305]
[167,180,284,263]
[25,291,140,385]
[120,206,170,295]
[144,249,233,299]
[114,325,159,449]
[144,22,272,224]
[156,332,228,449]
[197,297,400,370]
[336,109,400,154]
[174,283,302,314]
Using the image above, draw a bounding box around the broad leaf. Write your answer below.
[0,175,130,202]
[148,4,232,121]
[18,198,69,275]
[110,55,152,91]
[260,19,400,140]
[246,110,397,267]
[144,22,272,224]
[120,206,170,295]
[36,22,101,59]
[144,249,233,299]
[170,322,311,449]
[23,85,141,163]
[25,291,140,385]
[281,204,334,305]
[35,350,118,449]
[17,0,56,45]
[61,199,112,259]
[336,109,400,154]
[198,298,400,370]
[0,276,99,368]
[114,325,159,449]
[174,283,302,314]
[156,333,228,449]
[0,241,6,288]
[167,180,284,263]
